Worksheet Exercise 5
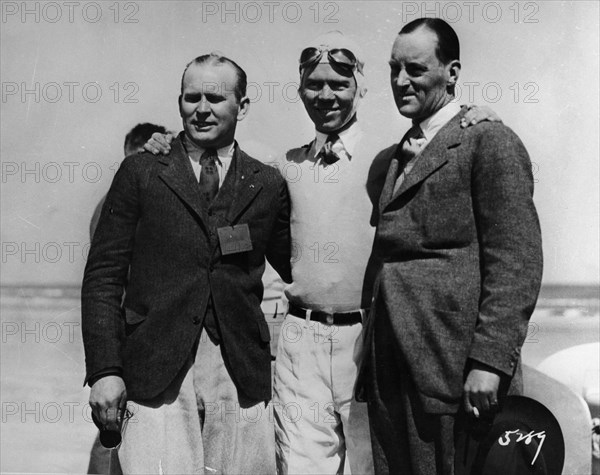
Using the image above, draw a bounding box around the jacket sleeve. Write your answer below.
[265,174,292,284]
[81,157,141,385]
[468,123,543,377]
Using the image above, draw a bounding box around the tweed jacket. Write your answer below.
[362,109,543,413]
[81,136,291,402]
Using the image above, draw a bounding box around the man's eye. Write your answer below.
[331,83,348,91]
[206,94,225,103]
[406,66,424,76]
[184,94,202,102]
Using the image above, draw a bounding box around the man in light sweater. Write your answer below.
[271,32,377,475]
[271,32,498,475]
[143,33,498,474]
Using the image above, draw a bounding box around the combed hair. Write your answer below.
[124,122,167,153]
[399,18,460,64]
[180,53,247,101]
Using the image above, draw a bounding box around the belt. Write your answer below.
[288,303,365,326]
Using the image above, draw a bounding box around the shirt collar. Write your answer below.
[417,102,461,142]
[313,121,362,160]
[184,137,235,168]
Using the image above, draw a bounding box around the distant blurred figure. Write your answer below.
[89,123,168,239]
[87,122,166,475]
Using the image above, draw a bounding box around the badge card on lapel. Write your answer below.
[217,224,253,255]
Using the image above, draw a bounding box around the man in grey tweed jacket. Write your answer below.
[358,18,543,475]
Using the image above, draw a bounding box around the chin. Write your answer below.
[397,105,419,119]
[322,123,344,133]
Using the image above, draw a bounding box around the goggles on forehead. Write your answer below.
[299,47,363,74]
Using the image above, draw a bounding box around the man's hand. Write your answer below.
[89,375,127,431]
[463,360,501,418]
[143,132,174,155]
[460,105,502,128]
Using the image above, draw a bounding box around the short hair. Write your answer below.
[180,53,247,101]
[124,122,167,155]
[399,18,459,64]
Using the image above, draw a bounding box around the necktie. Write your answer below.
[199,148,219,202]
[320,134,341,165]
[393,125,426,193]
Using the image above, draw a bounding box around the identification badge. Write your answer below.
[217,224,253,255]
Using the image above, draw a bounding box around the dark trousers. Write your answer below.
[365,312,456,475]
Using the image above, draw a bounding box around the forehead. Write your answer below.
[391,27,439,62]
[182,62,237,92]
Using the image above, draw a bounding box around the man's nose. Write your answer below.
[317,85,335,101]
[396,69,410,87]
[196,97,211,114]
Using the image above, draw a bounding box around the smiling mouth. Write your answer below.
[193,122,215,129]
[316,108,339,114]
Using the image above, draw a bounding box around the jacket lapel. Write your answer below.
[158,136,210,233]
[378,147,401,215]
[383,112,465,210]
[219,144,263,225]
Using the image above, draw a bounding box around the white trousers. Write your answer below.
[273,312,374,474]
[118,331,276,474]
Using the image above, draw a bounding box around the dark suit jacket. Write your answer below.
[361,109,543,413]
[81,136,291,402]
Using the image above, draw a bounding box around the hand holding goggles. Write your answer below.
[299,47,363,74]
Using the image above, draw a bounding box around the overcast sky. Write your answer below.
[1,0,598,285]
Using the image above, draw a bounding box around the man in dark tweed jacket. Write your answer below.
[82,54,291,473]
[358,18,543,475]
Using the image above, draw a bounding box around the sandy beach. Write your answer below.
[1,285,598,473]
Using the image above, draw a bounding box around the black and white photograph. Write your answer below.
[1,1,598,474]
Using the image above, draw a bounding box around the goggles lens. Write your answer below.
[299,47,361,74]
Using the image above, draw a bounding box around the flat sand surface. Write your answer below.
[1,286,598,473]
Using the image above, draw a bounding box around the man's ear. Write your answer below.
[237,96,250,121]
[446,60,461,86]
[178,94,183,117]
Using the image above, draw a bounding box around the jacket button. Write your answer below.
[193,316,202,325]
